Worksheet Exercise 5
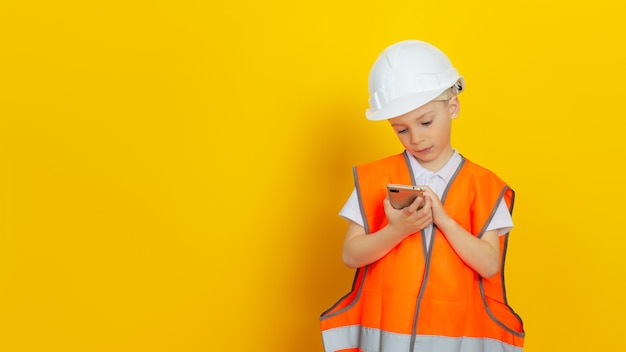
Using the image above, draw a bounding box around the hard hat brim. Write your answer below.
[365,90,444,121]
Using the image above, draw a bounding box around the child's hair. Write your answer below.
[432,81,464,101]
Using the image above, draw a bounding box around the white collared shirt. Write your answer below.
[339,150,513,251]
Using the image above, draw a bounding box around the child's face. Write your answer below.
[388,97,459,171]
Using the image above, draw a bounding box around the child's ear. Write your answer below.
[448,96,460,119]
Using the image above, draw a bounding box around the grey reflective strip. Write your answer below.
[353,166,370,234]
[477,185,509,239]
[412,334,522,352]
[322,325,522,352]
[441,156,465,203]
[501,187,515,305]
[318,167,370,321]
[478,274,526,338]
[320,266,368,320]
[408,157,467,351]
[402,151,416,187]
[475,187,524,338]
[323,326,412,351]
[403,150,429,351]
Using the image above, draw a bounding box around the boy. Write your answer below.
[320,40,525,352]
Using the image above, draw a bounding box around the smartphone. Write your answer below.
[387,184,424,210]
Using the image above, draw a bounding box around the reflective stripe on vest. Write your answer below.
[320,152,524,352]
[323,325,523,352]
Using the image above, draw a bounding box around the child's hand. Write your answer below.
[420,186,452,228]
[383,195,432,238]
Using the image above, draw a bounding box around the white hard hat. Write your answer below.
[365,40,465,121]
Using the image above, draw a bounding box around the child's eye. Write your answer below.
[396,128,408,134]
[421,120,432,126]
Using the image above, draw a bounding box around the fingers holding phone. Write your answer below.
[385,184,432,236]
[419,185,450,227]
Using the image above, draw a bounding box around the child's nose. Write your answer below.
[410,130,423,145]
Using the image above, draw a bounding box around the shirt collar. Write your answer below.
[407,150,462,185]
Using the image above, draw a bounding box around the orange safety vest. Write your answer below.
[320,152,524,352]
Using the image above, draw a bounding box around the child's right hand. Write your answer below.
[383,195,432,238]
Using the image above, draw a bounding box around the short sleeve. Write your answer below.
[486,198,514,236]
[338,188,364,227]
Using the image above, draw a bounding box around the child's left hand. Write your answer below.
[419,186,452,228]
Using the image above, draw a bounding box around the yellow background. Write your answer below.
[1,1,625,351]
